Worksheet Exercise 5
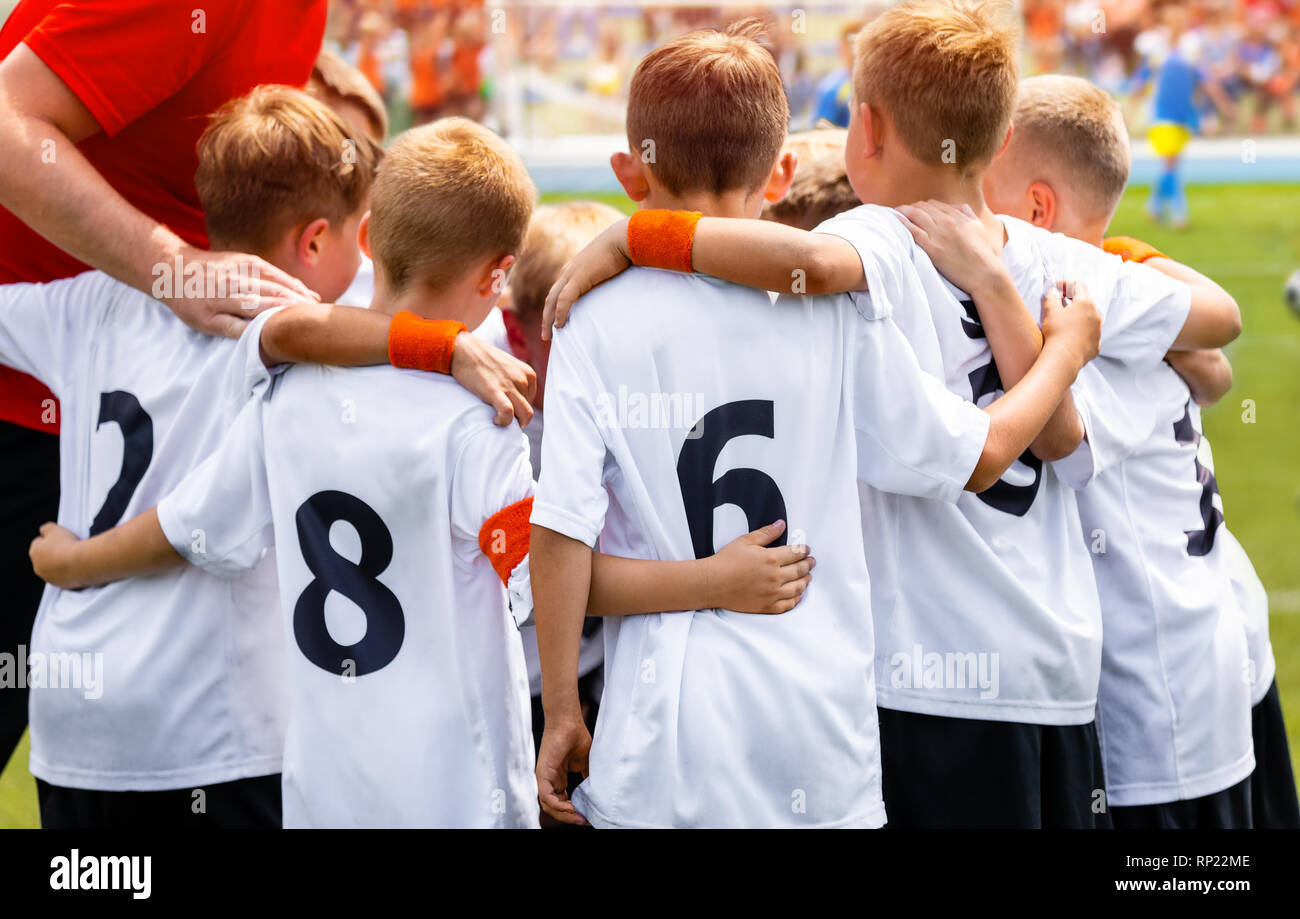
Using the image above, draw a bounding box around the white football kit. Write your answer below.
[0,271,285,791]
[532,267,989,828]
[1073,361,1253,805]
[818,207,1190,726]
[157,357,538,828]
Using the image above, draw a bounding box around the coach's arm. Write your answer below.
[0,46,316,338]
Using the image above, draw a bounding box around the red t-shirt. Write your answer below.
[0,0,327,432]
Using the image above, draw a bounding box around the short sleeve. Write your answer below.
[1053,358,1169,489]
[449,421,536,547]
[23,0,234,135]
[530,328,611,547]
[0,272,115,394]
[156,393,273,578]
[814,205,916,320]
[853,309,990,502]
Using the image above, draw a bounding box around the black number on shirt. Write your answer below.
[90,391,153,536]
[960,300,1042,517]
[676,400,788,559]
[1173,401,1223,557]
[293,490,405,676]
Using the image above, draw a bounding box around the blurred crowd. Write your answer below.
[325,0,1300,136]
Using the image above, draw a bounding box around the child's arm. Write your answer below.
[532,524,594,826]
[542,212,866,337]
[29,510,179,590]
[1102,236,1242,351]
[1166,348,1233,406]
[256,302,538,426]
[896,201,1085,461]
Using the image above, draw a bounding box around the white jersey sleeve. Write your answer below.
[852,308,990,502]
[156,393,274,578]
[531,330,611,548]
[0,272,117,394]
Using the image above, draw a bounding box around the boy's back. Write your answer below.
[0,271,285,791]
[537,265,989,827]
[163,362,538,828]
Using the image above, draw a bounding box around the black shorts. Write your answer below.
[36,773,282,829]
[1110,775,1252,829]
[1250,678,1300,829]
[0,421,59,771]
[878,707,1110,828]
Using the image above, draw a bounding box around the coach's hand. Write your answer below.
[542,218,631,340]
[160,246,320,339]
[450,332,537,427]
[536,714,592,826]
[706,520,815,614]
[29,522,86,590]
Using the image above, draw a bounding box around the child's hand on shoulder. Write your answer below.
[1041,281,1101,372]
[705,520,815,614]
[896,200,1003,294]
[542,217,632,340]
[29,522,88,590]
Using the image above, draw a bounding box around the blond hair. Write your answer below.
[368,118,536,293]
[626,19,789,196]
[310,48,389,141]
[853,0,1019,173]
[510,201,624,317]
[1008,75,1131,221]
[195,85,382,253]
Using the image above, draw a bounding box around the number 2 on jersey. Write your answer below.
[90,391,153,536]
[677,400,788,559]
[293,490,406,676]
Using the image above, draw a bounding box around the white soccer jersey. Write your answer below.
[0,271,285,791]
[1222,529,1275,705]
[532,267,989,828]
[818,207,1190,725]
[1076,364,1253,805]
[157,360,538,828]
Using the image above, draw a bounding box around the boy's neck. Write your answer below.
[877,161,1006,247]
[639,187,762,220]
[370,272,471,324]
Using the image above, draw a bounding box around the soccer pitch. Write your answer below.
[1,182,1296,829]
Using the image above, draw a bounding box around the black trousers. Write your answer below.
[878,707,1111,828]
[37,773,282,829]
[1111,776,1252,829]
[1250,678,1300,829]
[0,420,59,771]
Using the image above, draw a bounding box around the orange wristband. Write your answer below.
[387,311,466,375]
[627,209,702,273]
[478,497,533,585]
[1103,235,1167,264]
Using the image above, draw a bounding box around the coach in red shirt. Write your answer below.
[0,0,327,812]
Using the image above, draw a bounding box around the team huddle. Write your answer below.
[8,0,1298,829]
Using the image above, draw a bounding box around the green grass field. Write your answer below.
[1,182,1296,828]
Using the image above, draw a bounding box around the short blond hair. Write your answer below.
[853,0,1019,173]
[368,118,536,293]
[510,201,624,318]
[310,48,389,141]
[1009,75,1131,221]
[626,19,789,196]
[195,85,382,252]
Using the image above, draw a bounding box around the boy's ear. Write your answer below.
[611,151,651,202]
[479,253,516,297]
[1027,180,1057,231]
[357,211,373,259]
[860,102,883,159]
[296,218,331,265]
[994,122,1014,162]
[763,151,798,204]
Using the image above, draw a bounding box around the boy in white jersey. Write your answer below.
[0,86,381,827]
[545,0,1241,828]
[33,118,817,828]
[532,21,1101,829]
[978,74,1297,827]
